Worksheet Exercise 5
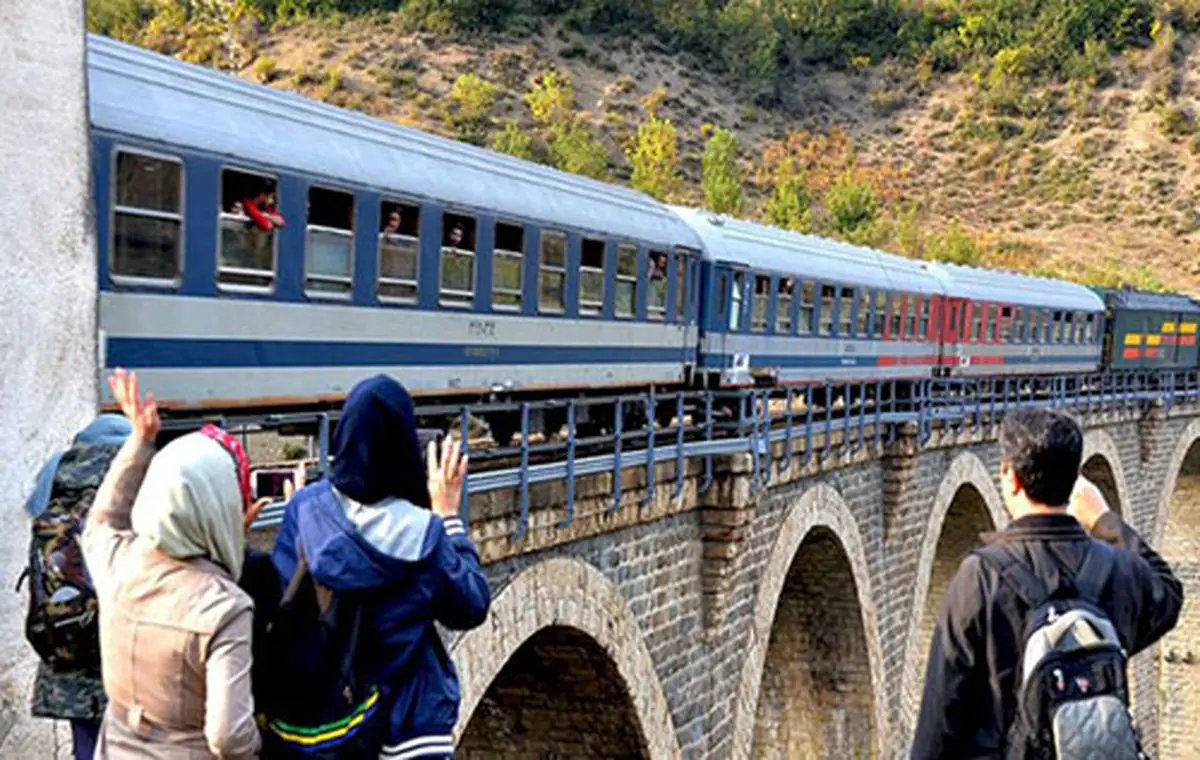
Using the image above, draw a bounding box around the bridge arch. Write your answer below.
[1152,418,1200,758]
[731,483,886,760]
[1081,428,1128,516]
[901,452,1006,731]
[450,557,680,759]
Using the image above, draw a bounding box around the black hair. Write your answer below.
[999,407,1083,508]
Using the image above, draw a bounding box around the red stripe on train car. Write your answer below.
[1123,348,1142,360]
[1181,336,1197,347]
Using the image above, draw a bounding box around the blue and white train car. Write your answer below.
[89,34,703,417]
[932,263,1105,377]
[673,208,947,386]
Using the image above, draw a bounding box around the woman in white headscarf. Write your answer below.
[82,369,265,759]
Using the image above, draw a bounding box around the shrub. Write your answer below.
[449,72,498,145]
[824,169,880,234]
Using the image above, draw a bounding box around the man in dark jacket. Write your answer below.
[911,407,1183,759]
[273,374,491,759]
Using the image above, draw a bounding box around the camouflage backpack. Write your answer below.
[20,441,122,670]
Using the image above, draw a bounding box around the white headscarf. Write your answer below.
[131,433,246,580]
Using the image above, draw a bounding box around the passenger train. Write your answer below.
[89,34,1200,436]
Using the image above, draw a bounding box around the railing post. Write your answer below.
[511,402,532,541]
[559,400,576,528]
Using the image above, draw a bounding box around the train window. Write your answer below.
[799,280,816,334]
[839,287,855,337]
[674,253,687,321]
[777,278,794,333]
[539,230,567,313]
[493,222,525,311]
[751,275,770,332]
[1085,314,1097,343]
[304,186,354,298]
[970,305,983,342]
[1029,310,1041,343]
[616,244,639,319]
[379,201,420,302]
[112,150,183,283]
[818,285,835,336]
[1000,307,1014,343]
[729,272,744,330]
[906,295,919,339]
[1042,309,1053,342]
[578,238,605,316]
[1061,312,1073,344]
[920,298,932,338]
[219,168,278,290]
[890,294,903,337]
[1012,306,1024,342]
[648,251,668,321]
[873,290,887,339]
[857,290,870,336]
[440,213,476,307]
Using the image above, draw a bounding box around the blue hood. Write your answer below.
[25,414,132,518]
[295,481,439,592]
[329,374,431,509]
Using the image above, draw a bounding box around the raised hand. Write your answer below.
[428,436,468,518]
[1068,476,1111,531]
[108,368,160,442]
[245,497,271,534]
[282,462,306,502]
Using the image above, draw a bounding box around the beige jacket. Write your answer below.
[81,437,261,759]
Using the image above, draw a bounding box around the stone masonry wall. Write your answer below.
[245,405,1200,759]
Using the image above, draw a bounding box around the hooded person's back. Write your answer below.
[272,375,490,759]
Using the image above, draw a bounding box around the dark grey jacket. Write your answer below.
[910,511,1183,759]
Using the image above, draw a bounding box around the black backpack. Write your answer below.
[251,540,386,759]
[20,442,122,671]
[972,540,1145,760]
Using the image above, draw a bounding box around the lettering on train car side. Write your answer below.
[464,346,500,359]
[468,320,496,339]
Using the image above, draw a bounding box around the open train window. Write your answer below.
[873,290,887,339]
[616,244,639,319]
[799,280,816,335]
[839,287,855,337]
[492,221,524,311]
[819,285,836,336]
[219,168,277,291]
[751,275,770,333]
[857,289,870,337]
[379,200,420,303]
[579,238,604,316]
[905,296,920,339]
[111,149,184,284]
[440,213,476,307]
[539,230,567,313]
[729,272,744,330]
[305,186,354,298]
[674,252,688,321]
[777,277,794,333]
[648,251,668,321]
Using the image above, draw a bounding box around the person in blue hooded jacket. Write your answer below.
[272,374,490,759]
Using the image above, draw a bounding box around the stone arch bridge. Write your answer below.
[398,400,1200,760]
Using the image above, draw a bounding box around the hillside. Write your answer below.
[88,1,1200,296]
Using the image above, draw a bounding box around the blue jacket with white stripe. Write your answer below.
[273,482,489,758]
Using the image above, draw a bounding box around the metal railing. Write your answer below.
[170,369,1200,537]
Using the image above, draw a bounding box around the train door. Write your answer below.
[941,296,966,375]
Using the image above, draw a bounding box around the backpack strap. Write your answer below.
[280,541,311,607]
[971,544,1050,610]
[1073,540,1116,603]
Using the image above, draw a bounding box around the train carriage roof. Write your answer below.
[670,207,946,295]
[1103,288,1200,313]
[932,262,1106,312]
[86,34,702,250]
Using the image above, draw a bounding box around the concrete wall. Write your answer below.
[0,1,97,753]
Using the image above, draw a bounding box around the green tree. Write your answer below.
[927,218,981,265]
[702,127,743,215]
[764,166,814,232]
[448,72,498,145]
[491,120,537,161]
[628,116,680,201]
[549,121,609,180]
[524,69,575,129]
[824,169,880,234]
